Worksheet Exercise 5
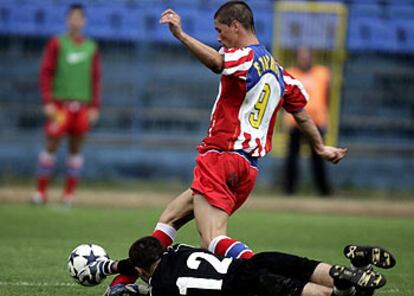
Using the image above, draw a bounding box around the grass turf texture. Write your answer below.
[0,204,412,296]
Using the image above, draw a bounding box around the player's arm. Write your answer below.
[160,9,223,73]
[39,37,59,118]
[292,110,346,164]
[282,69,347,164]
[77,259,149,296]
[89,48,101,124]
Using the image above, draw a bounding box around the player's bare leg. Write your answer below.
[193,194,253,258]
[193,194,228,249]
[158,188,195,230]
[302,283,332,296]
[62,134,85,205]
[310,263,334,287]
[32,136,61,204]
[46,135,61,152]
[68,134,84,154]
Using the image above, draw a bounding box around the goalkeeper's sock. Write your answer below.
[151,222,176,248]
[209,235,254,259]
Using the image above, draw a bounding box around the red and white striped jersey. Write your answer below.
[198,45,309,158]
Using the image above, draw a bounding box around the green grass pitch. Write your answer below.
[0,203,412,296]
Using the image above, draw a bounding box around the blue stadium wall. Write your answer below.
[0,0,413,191]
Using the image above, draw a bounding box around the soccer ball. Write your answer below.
[67,243,109,286]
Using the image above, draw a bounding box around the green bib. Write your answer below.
[53,34,96,102]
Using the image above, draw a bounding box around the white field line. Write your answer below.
[378,288,414,295]
[0,281,77,287]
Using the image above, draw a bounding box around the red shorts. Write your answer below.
[44,101,91,137]
[191,150,259,216]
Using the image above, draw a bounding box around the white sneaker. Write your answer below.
[62,194,74,206]
[31,191,46,204]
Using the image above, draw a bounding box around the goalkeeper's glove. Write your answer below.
[103,283,149,296]
[78,259,116,285]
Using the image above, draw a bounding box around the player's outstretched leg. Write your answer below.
[329,265,386,291]
[343,245,396,270]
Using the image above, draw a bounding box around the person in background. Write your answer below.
[32,3,101,205]
[283,47,332,196]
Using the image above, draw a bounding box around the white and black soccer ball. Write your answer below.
[67,243,109,286]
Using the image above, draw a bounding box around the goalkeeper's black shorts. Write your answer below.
[223,251,320,296]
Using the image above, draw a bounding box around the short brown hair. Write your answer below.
[67,3,85,16]
[214,1,255,32]
[129,236,164,271]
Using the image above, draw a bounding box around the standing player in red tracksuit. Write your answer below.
[32,3,101,205]
[103,2,348,295]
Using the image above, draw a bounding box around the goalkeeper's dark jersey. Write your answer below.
[149,244,243,296]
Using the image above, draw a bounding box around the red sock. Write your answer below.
[151,223,176,248]
[64,176,78,196]
[110,274,138,287]
[36,176,49,197]
[210,235,254,259]
[239,250,254,259]
[64,154,83,197]
[152,229,173,248]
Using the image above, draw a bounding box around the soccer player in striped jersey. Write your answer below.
[106,1,347,293]
[31,3,101,205]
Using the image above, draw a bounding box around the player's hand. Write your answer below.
[160,9,183,39]
[317,146,348,164]
[43,103,57,120]
[88,108,100,124]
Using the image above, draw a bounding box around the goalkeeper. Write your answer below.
[79,237,395,296]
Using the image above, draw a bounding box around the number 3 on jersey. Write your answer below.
[176,252,232,295]
[249,83,271,129]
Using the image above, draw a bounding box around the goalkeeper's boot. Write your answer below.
[103,283,149,296]
[329,265,386,290]
[344,245,396,270]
